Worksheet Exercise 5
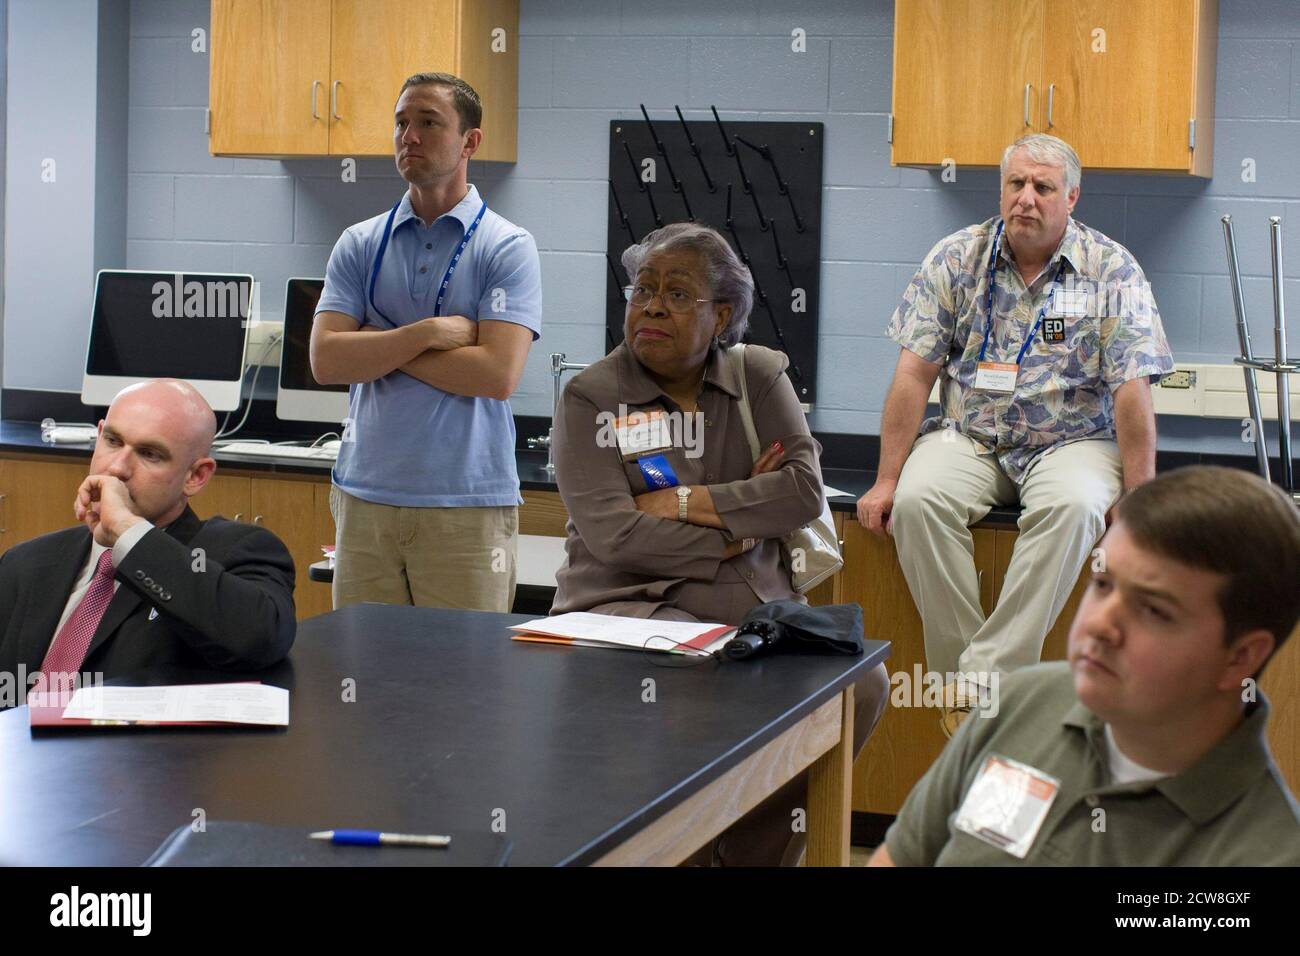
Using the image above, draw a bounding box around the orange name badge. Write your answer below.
[953,754,1061,859]
[614,408,673,460]
[973,361,1018,394]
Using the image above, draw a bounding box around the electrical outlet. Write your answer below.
[1160,369,1195,389]
[246,320,284,367]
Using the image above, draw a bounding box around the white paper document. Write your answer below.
[823,485,853,499]
[511,612,736,656]
[61,683,289,726]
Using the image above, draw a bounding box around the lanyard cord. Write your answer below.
[366,200,402,325]
[367,198,488,325]
[434,201,488,317]
[977,219,1068,365]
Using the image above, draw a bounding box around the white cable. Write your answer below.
[215,332,282,440]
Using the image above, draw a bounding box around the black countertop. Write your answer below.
[0,420,345,479]
[0,420,1027,528]
[0,604,889,866]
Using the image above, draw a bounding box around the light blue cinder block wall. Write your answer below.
[9,0,1300,457]
[508,0,1300,455]
[0,0,7,382]
[3,0,128,392]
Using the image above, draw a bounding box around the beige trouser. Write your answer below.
[329,485,518,612]
[891,431,1122,678]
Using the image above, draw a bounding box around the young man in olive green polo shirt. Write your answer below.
[870,465,1300,866]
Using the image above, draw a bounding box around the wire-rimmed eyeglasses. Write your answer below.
[623,284,724,313]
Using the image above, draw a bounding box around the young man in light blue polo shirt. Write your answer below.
[310,72,542,612]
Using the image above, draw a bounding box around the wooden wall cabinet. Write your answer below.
[891,0,1218,176]
[210,0,519,162]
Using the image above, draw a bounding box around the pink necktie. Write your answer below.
[38,550,117,694]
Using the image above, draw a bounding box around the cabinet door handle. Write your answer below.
[233,512,243,522]
[311,80,321,119]
[331,80,342,120]
[253,514,264,525]
[1047,83,1055,128]
[1023,83,1032,127]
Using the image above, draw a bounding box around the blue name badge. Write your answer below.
[638,454,679,489]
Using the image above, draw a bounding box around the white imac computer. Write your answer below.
[82,270,253,411]
[277,277,350,424]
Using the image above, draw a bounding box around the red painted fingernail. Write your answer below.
[773,441,784,452]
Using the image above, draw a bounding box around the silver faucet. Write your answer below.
[527,352,590,472]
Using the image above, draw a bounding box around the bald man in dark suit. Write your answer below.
[0,379,295,707]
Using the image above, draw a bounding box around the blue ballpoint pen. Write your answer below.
[310,829,451,847]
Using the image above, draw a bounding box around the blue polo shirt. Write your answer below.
[316,185,542,507]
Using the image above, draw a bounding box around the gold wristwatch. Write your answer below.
[675,485,692,521]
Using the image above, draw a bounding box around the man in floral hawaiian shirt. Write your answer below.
[855,134,1173,736]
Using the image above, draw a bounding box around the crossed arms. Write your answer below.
[310,311,532,402]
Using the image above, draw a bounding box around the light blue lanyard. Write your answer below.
[977,219,1068,365]
[367,199,489,325]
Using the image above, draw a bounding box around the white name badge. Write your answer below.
[615,409,673,460]
[953,754,1061,859]
[1052,286,1089,317]
[973,361,1018,394]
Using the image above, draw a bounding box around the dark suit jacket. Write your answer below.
[0,506,296,706]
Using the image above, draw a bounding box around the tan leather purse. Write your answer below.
[728,345,843,593]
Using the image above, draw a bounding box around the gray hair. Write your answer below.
[619,222,753,347]
[1000,133,1081,192]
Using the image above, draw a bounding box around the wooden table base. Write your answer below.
[593,687,854,867]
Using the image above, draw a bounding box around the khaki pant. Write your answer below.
[329,485,518,612]
[891,431,1122,677]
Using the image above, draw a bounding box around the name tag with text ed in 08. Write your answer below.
[615,409,673,460]
[1041,316,1067,344]
[953,754,1061,859]
[973,361,1018,394]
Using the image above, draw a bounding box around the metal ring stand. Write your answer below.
[1221,215,1297,500]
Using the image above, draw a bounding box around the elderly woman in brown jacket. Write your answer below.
[550,222,888,865]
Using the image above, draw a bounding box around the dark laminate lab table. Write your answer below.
[0,604,889,867]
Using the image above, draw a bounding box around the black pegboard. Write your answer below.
[606,112,824,404]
